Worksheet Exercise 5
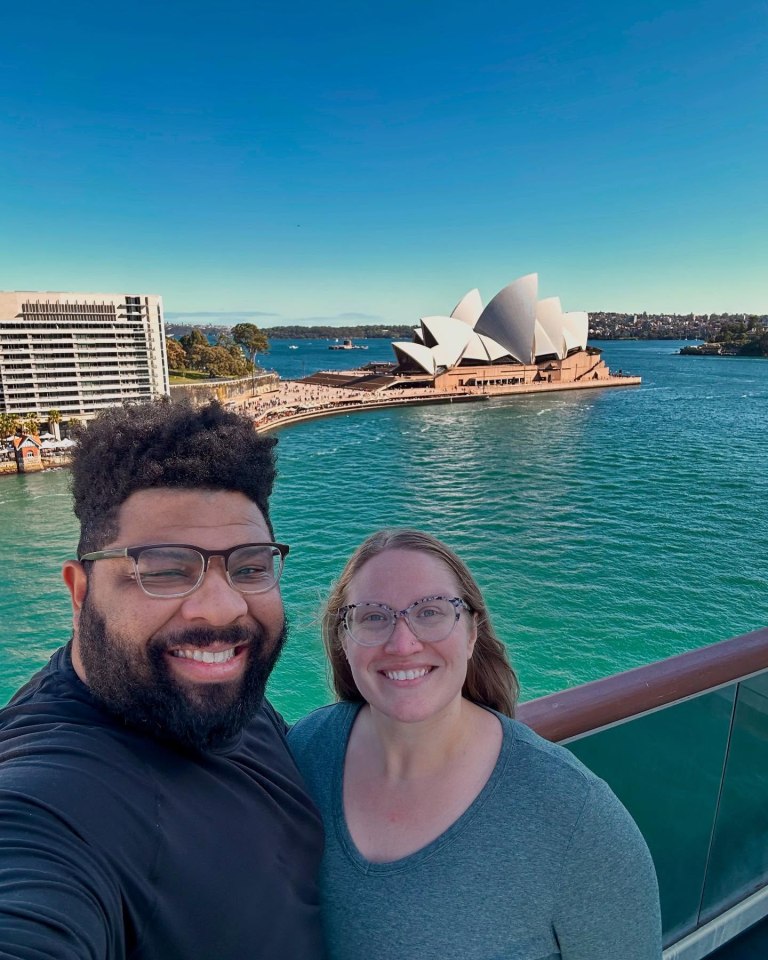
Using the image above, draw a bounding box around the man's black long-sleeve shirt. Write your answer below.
[0,645,324,959]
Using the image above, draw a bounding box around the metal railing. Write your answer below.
[517,627,768,960]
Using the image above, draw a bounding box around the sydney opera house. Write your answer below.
[389,272,609,391]
[378,273,636,393]
[302,273,636,399]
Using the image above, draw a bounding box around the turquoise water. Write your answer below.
[2,340,767,721]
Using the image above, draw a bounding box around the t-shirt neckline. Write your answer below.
[332,701,514,875]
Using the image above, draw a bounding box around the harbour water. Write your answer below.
[2,340,767,721]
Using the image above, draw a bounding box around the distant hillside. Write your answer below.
[263,324,413,340]
[679,320,768,358]
[166,322,413,341]
[589,311,767,341]
[166,323,233,340]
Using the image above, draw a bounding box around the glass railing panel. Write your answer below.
[709,916,768,958]
[701,672,768,921]
[567,687,735,942]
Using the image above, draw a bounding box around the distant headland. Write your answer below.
[166,322,414,341]
[166,312,767,345]
[679,318,768,358]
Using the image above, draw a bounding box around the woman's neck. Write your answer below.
[351,698,488,781]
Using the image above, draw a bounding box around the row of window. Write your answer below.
[21,299,149,312]
[3,378,153,386]
[4,386,153,396]
[2,321,148,331]
[4,376,151,385]
[3,386,154,406]
[2,348,152,357]
[22,303,117,313]
[2,363,152,372]
[2,335,150,343]
[1,353,152,362]
[1,331,149,342]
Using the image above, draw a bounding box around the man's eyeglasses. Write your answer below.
[338,596,470,647]
[79,542,289,598]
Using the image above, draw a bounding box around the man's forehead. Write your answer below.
[113,488,271,545]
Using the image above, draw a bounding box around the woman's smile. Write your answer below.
[342,549,475,725]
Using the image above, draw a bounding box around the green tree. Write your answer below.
[715,320,748,343]
[224,344,251,377]
[197,345,250,378]
[47,408,62,440]
[65,418,84,439]
[169,326,256,378]
[0,412,19,439]
[178,328,209,369]
[21,413,40,436]
[165,337,187,370]
[232,324,269,389]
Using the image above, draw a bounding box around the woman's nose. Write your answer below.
[384,614,423,652]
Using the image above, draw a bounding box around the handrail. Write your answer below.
[517,626,768,742]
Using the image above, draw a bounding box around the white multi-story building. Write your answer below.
[0,291,169,423]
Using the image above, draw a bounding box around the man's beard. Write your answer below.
[76,597,287,751]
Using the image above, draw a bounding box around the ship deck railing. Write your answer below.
[517,626,768,959]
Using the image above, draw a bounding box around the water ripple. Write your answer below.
[2,342,768,721]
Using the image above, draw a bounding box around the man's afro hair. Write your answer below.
[71,399,278,556]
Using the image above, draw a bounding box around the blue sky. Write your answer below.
[2,0,765,325]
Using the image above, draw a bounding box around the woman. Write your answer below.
[289,529,661,960]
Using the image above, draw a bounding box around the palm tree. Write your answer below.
[65,417,84,439]
[47,408,62,441]
[22,413,40,436]
[0,412,18,441]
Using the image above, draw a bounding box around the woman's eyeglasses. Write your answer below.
[338,596,469,647]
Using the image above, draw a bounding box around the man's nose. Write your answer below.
[179,559,249,624]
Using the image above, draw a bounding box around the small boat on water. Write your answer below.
[288,345,298,350]
[329,338,368,351]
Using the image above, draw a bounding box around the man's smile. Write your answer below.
[171,646,239,663]
[165,640,251,683]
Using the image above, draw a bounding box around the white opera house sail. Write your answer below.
[297,272,634,401]
[391,273,595,386]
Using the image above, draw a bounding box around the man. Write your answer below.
[0,401,324,959]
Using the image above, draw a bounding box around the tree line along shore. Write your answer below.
[167,312,767,346]
[677,318,768,358]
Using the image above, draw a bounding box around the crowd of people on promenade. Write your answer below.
[232,375,446,429]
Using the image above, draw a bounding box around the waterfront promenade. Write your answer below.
[0,369,640,474]
[235,371,641,433]
[0,449,72,476]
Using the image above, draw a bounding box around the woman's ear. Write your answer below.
[467,612,479,659]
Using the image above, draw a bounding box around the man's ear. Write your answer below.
[62,560,88,628]
[62,561,91,684]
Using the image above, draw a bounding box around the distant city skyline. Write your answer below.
[2,0,765,323]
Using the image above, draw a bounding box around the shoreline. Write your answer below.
[250,374,641,434]
[0,374,641,476]
[0,453,73,477]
